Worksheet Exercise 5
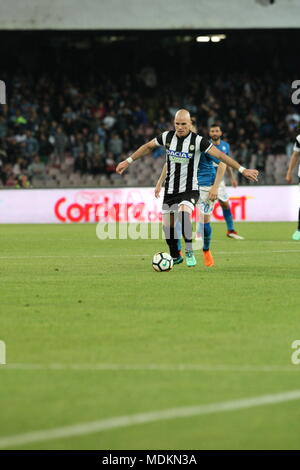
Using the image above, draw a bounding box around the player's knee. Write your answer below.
[179,204,193,214]
[220,200,229,209]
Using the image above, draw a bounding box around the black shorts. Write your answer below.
[162,190,199,214]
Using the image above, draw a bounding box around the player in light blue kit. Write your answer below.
[196,141,227,266]
[197,124,244,240]
[180,123,243,265]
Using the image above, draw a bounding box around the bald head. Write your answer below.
[174,109,192,138]
[175,109,191,122]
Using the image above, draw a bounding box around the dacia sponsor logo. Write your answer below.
[167,149,191,163]
[167,150,190,158]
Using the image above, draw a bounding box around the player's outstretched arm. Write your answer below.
[155,163,167,198]
[286,151,300,184]
[116,139,158,175]
[207,146,258,182]
[208,162,226,201]
[226,166,238,187]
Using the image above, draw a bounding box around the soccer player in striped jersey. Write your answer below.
[167,123,243,266]
[198,124,244,240]
[155,153,226,267]
[286,133,300,240]
[116,109,258,267]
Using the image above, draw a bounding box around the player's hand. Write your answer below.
[208,185,218,201]
[242,169,259,182]
[155,184,162,198]
[231,178,238,188]
[116,160,129,175]
[286,172,292,184]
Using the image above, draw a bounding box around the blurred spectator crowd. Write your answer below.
[0,72,299,189]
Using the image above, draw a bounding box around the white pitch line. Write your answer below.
[1,363,299,372]
[0,250,300,260]
[0,389,300,449]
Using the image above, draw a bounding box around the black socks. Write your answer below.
[163,224,180,258]
[178,211,193,252]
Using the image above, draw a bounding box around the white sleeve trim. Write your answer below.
[205,142,213,153]
[162,131,168,146]
[154,131,168,147]
[293,135,300,152]
[197,135,213,153]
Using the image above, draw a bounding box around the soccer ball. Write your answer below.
[152,252,173,272]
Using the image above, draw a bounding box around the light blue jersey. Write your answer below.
[197,139,230,186]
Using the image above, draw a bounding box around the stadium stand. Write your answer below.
[1,31,299,188]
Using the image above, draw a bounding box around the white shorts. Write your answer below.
[199,186,216,215]
[218,181,229,202]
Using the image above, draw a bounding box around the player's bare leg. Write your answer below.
[219,200,244,240]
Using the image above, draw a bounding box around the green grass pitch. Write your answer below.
[0,222,300,450]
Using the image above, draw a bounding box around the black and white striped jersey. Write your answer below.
[293,134,300,177]
[154,131,212,195]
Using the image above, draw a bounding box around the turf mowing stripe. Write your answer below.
[1,363,299,372]
[215,250,300,254]
[0,250,300,260]
[0,254,151,259]
[0,389,300,449]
